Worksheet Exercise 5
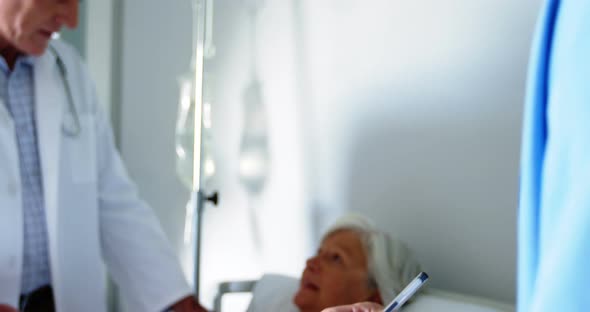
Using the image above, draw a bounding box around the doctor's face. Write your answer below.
[293,230,380,312]
[0,0,78,56]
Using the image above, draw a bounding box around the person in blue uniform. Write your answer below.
[518,1,590,311]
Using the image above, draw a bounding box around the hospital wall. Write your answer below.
[114,0,542,308]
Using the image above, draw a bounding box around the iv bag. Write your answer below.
[175,74,196,189]
[238,79,269,195]
[175,73,216,190]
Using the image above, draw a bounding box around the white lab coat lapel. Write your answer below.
[0,100,17,171]
[0,70,22,308]
[33,50,64,288]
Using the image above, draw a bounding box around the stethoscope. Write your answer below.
[48,44,81,137]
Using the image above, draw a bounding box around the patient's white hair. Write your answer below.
[322,214,423,305]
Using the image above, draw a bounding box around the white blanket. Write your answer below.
[246,274,514,312]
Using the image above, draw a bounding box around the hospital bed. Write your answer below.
[213,274,515,312]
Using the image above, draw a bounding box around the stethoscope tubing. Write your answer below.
[49,44,81,137]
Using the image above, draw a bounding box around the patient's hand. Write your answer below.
[0,304,18,312]
[321,302,384,312]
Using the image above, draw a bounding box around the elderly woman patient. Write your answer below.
[249,214,423,312]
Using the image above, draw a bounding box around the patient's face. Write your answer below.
[293,230,379,312]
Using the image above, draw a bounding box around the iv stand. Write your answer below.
[190,0,218,300]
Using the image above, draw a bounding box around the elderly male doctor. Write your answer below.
[0,0,204,311]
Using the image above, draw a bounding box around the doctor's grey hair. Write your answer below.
[321,214,424,305]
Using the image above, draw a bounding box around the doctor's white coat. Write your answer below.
[0,40,191,311]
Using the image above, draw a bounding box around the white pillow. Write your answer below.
[247,274,299,312]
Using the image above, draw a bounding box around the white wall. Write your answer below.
[299,0,542,303]
[119,0,193,280]
[117,0,542,308]
[85,0,117,117]
[118,2,195,310]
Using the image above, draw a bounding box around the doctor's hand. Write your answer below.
[169,295,207,312]
[321,302,384,312]
[0,304,18,312]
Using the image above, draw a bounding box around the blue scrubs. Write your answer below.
[519,0,590,310]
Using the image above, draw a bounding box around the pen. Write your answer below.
[383,272,429,312]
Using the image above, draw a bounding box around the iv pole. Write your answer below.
[190,0,218,300]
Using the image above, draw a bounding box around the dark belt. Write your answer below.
[19,285,55,312]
